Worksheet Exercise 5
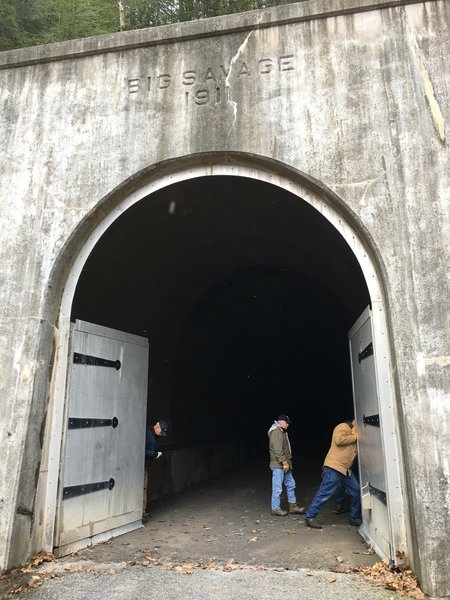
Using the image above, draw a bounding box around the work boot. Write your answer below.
[271,508,288,516]
[305,517,323,529]
[289,503,306,515]
[332,505,348,514]
[349,517,362,526]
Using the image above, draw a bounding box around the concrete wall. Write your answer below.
[0,0,449,596]
[148,440,253,501]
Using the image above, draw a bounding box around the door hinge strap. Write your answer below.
[363,413,380,427]
[63,478,115,500]
[68,417,119,430]
[73,352,121,370]
[369,483,387,505]
[358,342,373,363]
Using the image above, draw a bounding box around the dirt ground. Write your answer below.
[68,458,376,572]
[1,459,427,600]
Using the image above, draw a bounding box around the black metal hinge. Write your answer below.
[63,478,115,500]
[358,342,373,363]
[68,417,119,430]
[369,483,387,505]
[74,352,121,370]
[363,414,380,427]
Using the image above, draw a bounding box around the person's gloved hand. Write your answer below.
[156,452,162,459]
[282,461,289,473]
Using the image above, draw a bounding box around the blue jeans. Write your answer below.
[305,466,361,521]
[334,460,359,508]
[334,483,347,508]
[271,468,297,509]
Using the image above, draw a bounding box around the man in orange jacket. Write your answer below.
[304,420,361,529]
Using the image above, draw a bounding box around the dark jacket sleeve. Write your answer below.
[145,428,158,465]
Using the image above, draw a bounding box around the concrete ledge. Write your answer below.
[0,0,434,70]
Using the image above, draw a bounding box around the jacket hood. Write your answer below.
[268,421,283,435]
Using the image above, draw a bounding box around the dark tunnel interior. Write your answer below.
[72,175,370,464]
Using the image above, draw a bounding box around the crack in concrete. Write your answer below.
[404,8,447,147]
[225,14,265,146]
[424,355,450,367]
[330,171,387,206]
[330,150,405,206]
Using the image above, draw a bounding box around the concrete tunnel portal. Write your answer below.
[70,174,371,479]
[2,1,447,590]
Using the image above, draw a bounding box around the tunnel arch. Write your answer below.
[56,153,388,317]
[38,153,406,559]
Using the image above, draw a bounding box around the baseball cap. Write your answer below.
[277,415,291,424]
[157,419,169,436]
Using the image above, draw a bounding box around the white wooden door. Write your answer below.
[55,320,148,555]
[349,307,392,559]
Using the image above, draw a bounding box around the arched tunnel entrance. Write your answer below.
[49,164,405,565]
[71,175,369,458]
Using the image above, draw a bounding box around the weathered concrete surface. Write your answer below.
[0,563,414,600]
[0,0,449,597]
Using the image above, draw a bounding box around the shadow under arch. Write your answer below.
[33,150,405,566]
[46,151,389,321]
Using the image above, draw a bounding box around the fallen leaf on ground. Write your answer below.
[357,561,426,598]
[27,575,42,588]
[20,565,32,573]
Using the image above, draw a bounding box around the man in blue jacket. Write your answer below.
[143,419,168,522]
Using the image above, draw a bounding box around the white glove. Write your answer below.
[156,452,162,459]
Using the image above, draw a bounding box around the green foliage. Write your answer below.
[0,2,19,49]
[123,0,176,29]
[38,0,119,45]
[0,0,299,51]
[0,0,55,50]
[0,0,120,49]
[122,0,295,28]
